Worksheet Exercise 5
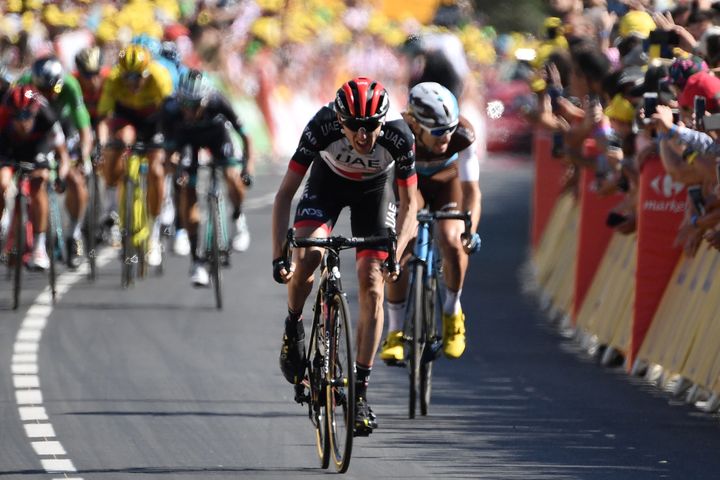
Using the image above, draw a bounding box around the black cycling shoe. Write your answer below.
[279,325,306,385]
[354,397,377,436]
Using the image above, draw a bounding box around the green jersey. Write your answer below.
[19,72,91,131]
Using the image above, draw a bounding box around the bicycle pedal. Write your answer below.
[422,338,443,364]
[294,384,309,404]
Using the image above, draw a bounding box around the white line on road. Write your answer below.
[12,248,115,480]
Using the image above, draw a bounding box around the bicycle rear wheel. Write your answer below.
[12,196,26,310]
[420,272,439,416]
[407,261,424,419]
[326,292,354,473]
[209,195,222,309]
[307,301,330,469]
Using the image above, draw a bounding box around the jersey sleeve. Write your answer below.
[63,75,91,130]
[151,63,174,106]
[212,94,244,133]
[288,108,332,176]
[384,120,417,187]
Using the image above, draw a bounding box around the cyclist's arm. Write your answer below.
[50,122,70,180]
[214,94,254,174]
[457,145,481,232]
[64,75,93,162]
[271,168,304,259]
[395,179,418,257]
[238,128,254,176]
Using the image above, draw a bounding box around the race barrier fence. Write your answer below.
[530,132,720,409]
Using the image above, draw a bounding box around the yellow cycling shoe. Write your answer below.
[442,310,466,359]
[379,330,404,364]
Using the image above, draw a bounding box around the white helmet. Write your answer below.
[407,82,459,129]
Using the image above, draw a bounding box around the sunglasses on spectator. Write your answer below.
[418,122,457,137]
[342,117,383,132]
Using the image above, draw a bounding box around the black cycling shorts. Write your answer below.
[293,159,396,259]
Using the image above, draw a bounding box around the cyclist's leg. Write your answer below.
[349,173,394,428]
[180,147,209,286]
[142,122,167,266]
[430,165,467,358]
[65,161,89,268]
[0,165,12,223]
[211,128,249,252]
[28,167,50,269]
[280,162,341,385]
[102,122,135,246]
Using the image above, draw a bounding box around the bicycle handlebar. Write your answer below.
[416,210,479,255]
[280,227,399,278]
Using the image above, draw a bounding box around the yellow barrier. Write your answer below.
[637,243,715,373]
[683,252,720,389]
[576,233,636,352]
[533,193,578,315]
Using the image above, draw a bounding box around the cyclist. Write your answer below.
[161,69,255,286]
[74,46,118,244]
[381,82,482,362]
[97,44,174,267]
[20,56,93,269]
[0,86,70,270]
[272,77,418,434]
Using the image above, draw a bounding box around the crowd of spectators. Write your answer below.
[526,0,720,256]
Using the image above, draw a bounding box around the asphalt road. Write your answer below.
[1,153,719,479]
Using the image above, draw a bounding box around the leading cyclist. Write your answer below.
[271,77,418,434]
[381,82,482,362]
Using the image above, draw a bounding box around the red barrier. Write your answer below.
[572,168,624,321]
[629,155,686,366]
[531,130,566,249]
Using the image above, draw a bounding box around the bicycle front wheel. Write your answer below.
[121,177,134,288]
[420,272,439,416]
[209,195,222,309]
[47,191,57,304]
[12,195,27,310]
[326,292,354,473]
[87,167,100,280]
[407,261,424,419]
[307,299,330,469]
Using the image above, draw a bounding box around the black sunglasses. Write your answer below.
[342,117,383,132]
[14,109,36,121]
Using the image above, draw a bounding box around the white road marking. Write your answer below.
[12,248,115,480]
[25,423,56,438]
[32,441,67,456]
[40,459,76,473]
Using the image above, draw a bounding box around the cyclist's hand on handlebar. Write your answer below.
[382,259,401,283]
[461,232,482,255]
[54,177,67,194]
[272,257,295,284]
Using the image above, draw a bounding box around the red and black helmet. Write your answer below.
[5,85,42,118]
[334,77,389,122]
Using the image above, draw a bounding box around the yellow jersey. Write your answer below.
[98,61,173,117]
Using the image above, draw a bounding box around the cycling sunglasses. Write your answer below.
[179,97,202,109]
[419,122,457,137]
[342,117,383,132]
[14,109,37,121]
[122,72,144,83]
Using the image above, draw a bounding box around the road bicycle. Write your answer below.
[201,159,230,310]
[404,209,472,418]
[85,144,102,280]
[286,227,397,473]
[4,157,63,310]
[111,140,150,288]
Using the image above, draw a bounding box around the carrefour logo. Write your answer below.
[650,174,684,198]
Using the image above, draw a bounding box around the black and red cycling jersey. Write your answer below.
[0,99,64,164]
[288,104,417,187]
